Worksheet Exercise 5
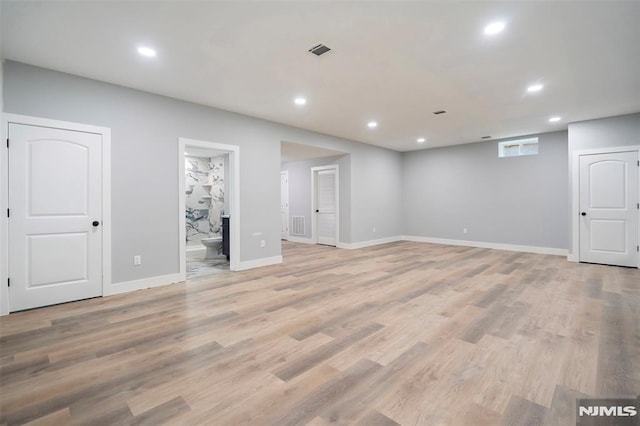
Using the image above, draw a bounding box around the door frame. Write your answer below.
[1,113,112,315]
[570,145,640,267]
[311,164,339,245]
[280,170,289,240]
[178,137,240,279]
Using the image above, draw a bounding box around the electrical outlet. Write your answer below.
[463,228,468,234]
[260,240,266,248]
[133,255,142,266]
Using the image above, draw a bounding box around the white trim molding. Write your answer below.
[402,235,568,256]
[236,255,283,271]
[286,233,566,256]
[280,170,289,240]
[105,273,181,296]
[570,145,640,268]
[338,236,402,250]
[567,253,579,263]
[178,138,241,280]
[286,236,314,244]
[1,113,112,315]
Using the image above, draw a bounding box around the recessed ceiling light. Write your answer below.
[484,21,505,35]
[417,138,426,143]
[294,97,307,106]
[527,83,544,93]
[137,46,157,57]
[549,116,562,122]
[367,121,378,129]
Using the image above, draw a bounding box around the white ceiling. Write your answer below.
[2,1,640,152]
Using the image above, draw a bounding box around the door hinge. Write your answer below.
[6,138,8,148]
[6,209,9,218]
[7,278,9,288]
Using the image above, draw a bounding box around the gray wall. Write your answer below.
[3,61,403,283]
[281,155,349,241]
[402,131,569,249]
[350,143,404,241]
[567,113,640,255]
[568,113,640,152]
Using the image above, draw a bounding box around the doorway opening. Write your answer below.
[178,138,240,280]
[280,141,348,254]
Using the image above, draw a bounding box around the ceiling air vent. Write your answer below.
[433,110,447,115]
[309,44,331,56]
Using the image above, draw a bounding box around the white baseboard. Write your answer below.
[567,253,579,262]
[236,255,283,271]
[286,236,314,244]
[186,246,205,253]
[105,273,182,296]
[338,235,403,250]
[401,235,568,256]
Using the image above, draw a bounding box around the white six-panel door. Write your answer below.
[579,151,639,267]
[9,123,103,311]
[315,169,337,246]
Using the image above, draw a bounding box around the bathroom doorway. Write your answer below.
[178,138,240,281]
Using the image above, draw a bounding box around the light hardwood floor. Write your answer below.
[1,241,639,425]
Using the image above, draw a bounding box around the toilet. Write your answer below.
[201,236,223,259]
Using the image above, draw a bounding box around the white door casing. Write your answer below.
[312,166,338,246]
[178,137,240,279]
[579,151,639,267]
[281,171,289,240]
[8,123,104,311]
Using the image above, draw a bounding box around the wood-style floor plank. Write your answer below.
[1,240,639,425]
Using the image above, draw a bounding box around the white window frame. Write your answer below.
[498,137,539,158]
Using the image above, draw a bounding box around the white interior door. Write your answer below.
[280,171,289,240]
[9,123,103,311]
[315,169,337,246]
[579,151,639,267]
